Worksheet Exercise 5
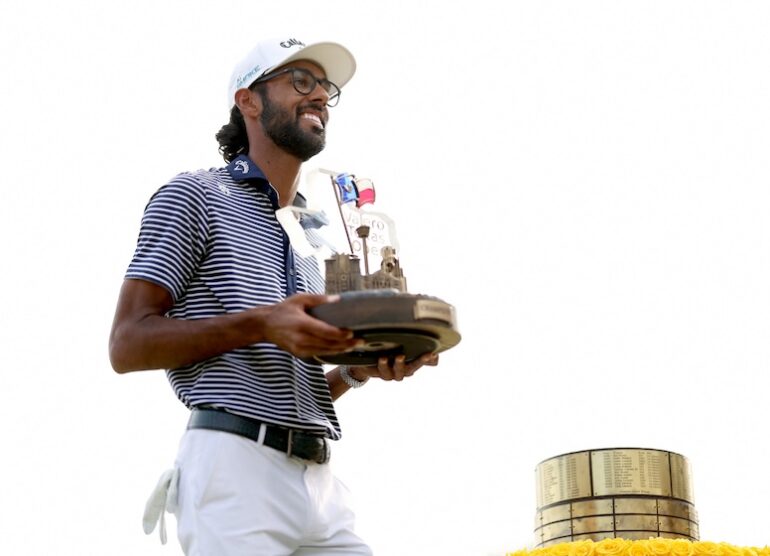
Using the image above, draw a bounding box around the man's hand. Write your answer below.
[260,293,361,358]
[327,352,439,400]
[351,353,439,382]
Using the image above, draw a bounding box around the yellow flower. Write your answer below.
[738,547,759,556]
[509,540,770,556]
[719,543,745,556]
[627,539,651,556]
[670,539,696,556]
[595,538,631,556]
[646,538,673,556]
[569,540,596,556]
[549,543,576,556]
[693,542,722,556]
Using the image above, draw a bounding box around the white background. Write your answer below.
[1,1,769,555]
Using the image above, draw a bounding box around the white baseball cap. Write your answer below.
[227,37,356,108]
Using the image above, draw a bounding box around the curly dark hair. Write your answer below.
[216,84,268,162]
[215,105,249,163]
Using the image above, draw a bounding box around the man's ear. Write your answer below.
[235,88,261,118]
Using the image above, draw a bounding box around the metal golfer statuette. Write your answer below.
[278,169,461,366]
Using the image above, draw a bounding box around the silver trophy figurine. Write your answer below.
[279,169,461,366]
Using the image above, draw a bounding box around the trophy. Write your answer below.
[277,169,461,366]
[533,448,699,545]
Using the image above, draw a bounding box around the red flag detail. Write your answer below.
[355,178,376,207]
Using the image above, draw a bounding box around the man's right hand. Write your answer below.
[259,293,361,358]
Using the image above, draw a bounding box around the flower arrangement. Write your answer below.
[507,539,770,556]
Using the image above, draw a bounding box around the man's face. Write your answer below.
[255,60,330,161]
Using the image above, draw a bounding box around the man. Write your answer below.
[109,37,438,555]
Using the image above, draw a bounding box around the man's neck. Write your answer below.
[247,144,302,208]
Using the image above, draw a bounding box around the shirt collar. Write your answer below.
[225,154,269,182]
[225,154,309,212]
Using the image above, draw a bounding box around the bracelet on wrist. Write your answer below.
[339,365,369,389]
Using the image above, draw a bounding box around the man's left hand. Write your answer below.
[350,353,439,382]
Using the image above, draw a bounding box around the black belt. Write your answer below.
[188,408,330,464]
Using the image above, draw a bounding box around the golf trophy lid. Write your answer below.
[278,169,461,366]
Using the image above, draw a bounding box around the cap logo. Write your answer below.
[236,65,262,89]
[280,38,305,49]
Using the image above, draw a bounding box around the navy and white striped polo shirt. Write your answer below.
[126,155,341,439]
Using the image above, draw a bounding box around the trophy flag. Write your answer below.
[333,173,358,204]
[355,178,376,207]
[332,173,376,208]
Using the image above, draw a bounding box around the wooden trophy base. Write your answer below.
[307,290,461,366]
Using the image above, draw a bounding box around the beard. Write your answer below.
[258,90,326,161]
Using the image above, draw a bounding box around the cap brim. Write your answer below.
[272,41,356,89]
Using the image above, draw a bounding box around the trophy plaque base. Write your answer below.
[534,448,698,546]
[307,290,461,366]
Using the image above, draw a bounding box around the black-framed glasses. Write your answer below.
[251,67,341,107]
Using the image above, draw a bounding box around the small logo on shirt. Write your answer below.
[234,160,250,174]
[218,183,231,196]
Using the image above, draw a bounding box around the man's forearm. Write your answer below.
[110,309,268,373]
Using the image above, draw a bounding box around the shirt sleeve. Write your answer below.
[125,174,209,302]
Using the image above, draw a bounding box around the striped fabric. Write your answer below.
[126,155,340,439]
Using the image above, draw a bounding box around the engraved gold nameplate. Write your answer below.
[414,299,456,327]
[533,448,699,546]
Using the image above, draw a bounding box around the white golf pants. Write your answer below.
[171,428,371,555]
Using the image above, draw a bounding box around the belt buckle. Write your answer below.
[287,430,329,464]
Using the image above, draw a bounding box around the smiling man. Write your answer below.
[109,37,438,555]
